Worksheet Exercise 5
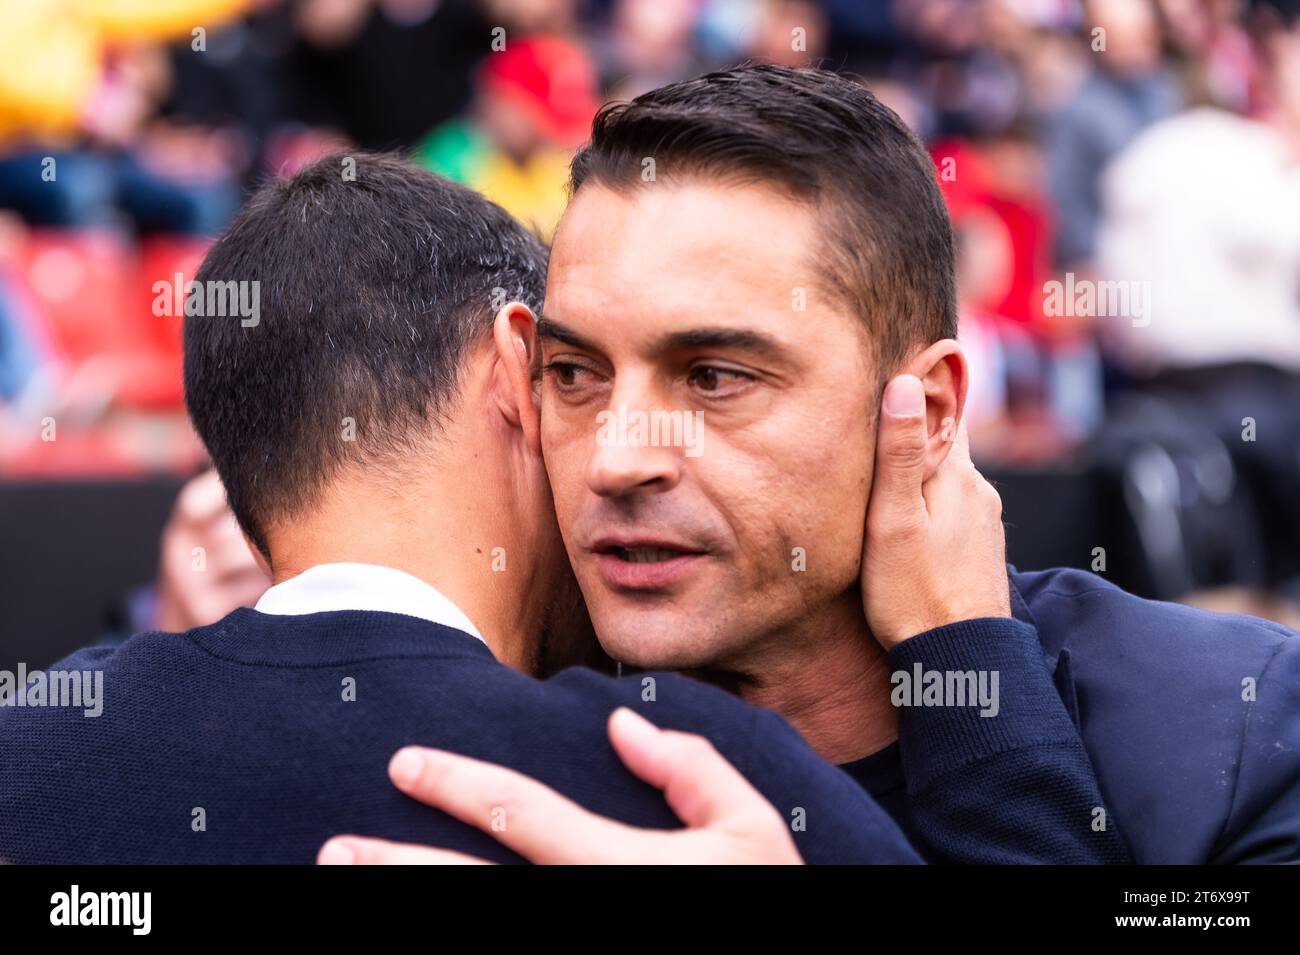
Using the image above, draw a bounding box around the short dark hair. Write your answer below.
[184,152,548,558]
[569,64,957,374]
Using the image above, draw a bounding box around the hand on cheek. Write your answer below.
[860,374,1010,648]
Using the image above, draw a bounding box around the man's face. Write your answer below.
[540,180,878,671]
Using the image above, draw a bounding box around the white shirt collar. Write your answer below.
[254,562,487,647]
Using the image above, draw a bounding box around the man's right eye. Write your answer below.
[543,361,584,388]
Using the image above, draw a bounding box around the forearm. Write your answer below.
[888,617,1131,864]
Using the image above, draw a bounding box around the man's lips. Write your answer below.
[588,536,707,591]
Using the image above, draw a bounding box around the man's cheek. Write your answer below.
[763,484,861,587]
[718,491,791,583]
[542,443,585,509]
[540,411,595,460]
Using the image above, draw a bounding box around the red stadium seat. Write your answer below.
[13,229,209,412]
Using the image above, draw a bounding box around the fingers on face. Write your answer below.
[870,376,931,526]
[922,419,1004,530]
[950,416,973,465]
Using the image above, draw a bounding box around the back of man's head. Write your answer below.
[184,153,548,559]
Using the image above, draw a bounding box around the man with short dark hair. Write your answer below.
[502,64,1300,863]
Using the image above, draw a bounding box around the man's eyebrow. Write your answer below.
[655,327,787,359]
[536,318,597,350]
[537,319,788,361]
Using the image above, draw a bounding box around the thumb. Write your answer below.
[871,374,929,519]
[607,708,766,828]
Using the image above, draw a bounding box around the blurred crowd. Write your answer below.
[0,0,1298,602]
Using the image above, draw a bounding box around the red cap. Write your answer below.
[480,35,600,148]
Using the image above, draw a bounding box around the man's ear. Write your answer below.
[901,339,968,480]
[492,301,543,453]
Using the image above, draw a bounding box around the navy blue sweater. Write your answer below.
[1002,566,1300,863]
[0,608,918,865]
[847,615,1132,864]
[861,566,1300,864]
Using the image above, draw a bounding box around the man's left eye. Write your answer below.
[688,366,751,392]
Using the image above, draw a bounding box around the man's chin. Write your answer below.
[590,608,726,672]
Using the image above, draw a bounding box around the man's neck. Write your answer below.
[706,595,898,765]
[266,477,539,671]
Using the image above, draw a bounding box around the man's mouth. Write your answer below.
[590,538,706,590]
[608,546,683,564]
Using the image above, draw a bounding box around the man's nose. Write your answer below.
[585,417,684,498]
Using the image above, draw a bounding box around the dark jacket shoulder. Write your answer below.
[1012,566,1299,862]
